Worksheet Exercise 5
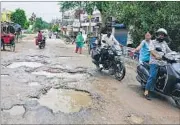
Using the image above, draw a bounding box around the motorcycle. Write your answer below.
[91,41,126,81]
[136,47,180,108]
[39,36,46,49]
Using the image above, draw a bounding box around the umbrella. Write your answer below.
[13,24,22,31]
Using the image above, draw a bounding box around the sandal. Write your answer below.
[144,94,151,100]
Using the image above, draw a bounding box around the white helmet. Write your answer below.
[156,28,168,35]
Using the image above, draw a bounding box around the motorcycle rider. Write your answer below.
[144,28,172,100]
[35,30,42,45]
[98,30,122,69]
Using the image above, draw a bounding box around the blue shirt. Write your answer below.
[90,37,97,49]
[139,40,150,63]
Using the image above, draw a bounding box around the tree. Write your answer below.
[109,1,180,51]
[34,17,43,31]
[11,8,27,28]
[34,17,50,31]
[29,12,36,25]
[52,25,59,32]
[24,21,30,29]
[59,1,180,51]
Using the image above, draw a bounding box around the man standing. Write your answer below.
[144,28,172,100]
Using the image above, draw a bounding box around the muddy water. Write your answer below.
[7,62,43,68]
[32,71,88,79]
[38,89,92,113]
[3,106,25,116]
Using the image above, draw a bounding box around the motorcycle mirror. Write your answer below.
[155,47,162,52]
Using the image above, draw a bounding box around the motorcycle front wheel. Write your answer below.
[114,62,126,81]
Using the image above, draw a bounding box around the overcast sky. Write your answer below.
[1,2,62,22]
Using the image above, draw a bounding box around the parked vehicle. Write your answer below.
[1,22,16,51]
[1,33,15,51]
[136,47,180,108]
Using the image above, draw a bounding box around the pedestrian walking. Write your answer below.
[75,32,84,54]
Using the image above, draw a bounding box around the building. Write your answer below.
[1,8,12,22]
[61,10,75,36]
[81,8,102,36]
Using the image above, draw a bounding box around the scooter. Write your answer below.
[136,47,180,108]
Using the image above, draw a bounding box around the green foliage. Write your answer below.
[52,25,59,32]
[34,17,50,31]
[109,2,180,51]
[24,21,30,29]
[59,1,180,51]
[11,8,27,28]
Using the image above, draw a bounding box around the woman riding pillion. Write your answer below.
[133,32,152,64]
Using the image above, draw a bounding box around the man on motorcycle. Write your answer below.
[144,28,172,100]
[98,30,122,69]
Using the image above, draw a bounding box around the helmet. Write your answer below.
[156,28,168,36]
[156,28,168,42]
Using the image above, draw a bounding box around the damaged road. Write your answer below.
[1,36,180,124]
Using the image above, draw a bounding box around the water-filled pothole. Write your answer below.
[32,71,88,79]
[38,88,92,113]
[7,62,43,68]
[3,106,25,116]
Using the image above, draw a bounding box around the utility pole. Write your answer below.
[79,1,82,32]
[62,10,64,26]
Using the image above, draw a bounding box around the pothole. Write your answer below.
[7,62,43,68]
[38,88,92,113]
[28,82,40,86]
[3,105,25,116]
[31,71,89,79]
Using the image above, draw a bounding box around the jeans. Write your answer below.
[145,64,159,91]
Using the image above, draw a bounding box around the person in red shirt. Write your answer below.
[35,30,42,45]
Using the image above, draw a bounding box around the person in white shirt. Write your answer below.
[101,31,120,46]
[98,31,122,69]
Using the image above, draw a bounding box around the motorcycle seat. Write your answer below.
[143,62,150,70]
